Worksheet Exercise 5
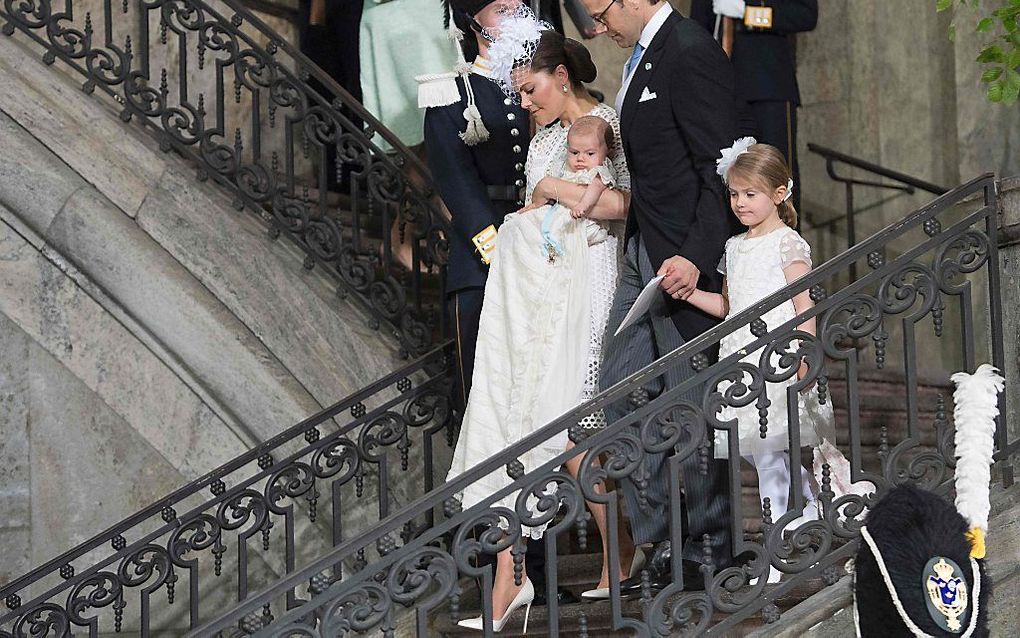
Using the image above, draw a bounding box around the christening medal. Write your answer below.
[923,557,969,633]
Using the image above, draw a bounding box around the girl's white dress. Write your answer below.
[445,104,627,538]
[715,226,828,458]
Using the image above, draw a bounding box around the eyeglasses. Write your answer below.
[592,0,618,27]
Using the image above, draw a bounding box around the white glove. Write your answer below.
[713,0,747,19]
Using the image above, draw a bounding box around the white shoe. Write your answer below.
[580,547,647,600]
[457,578,534,633]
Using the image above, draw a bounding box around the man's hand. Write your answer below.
[712,0,746,19]
[658,255,700,300]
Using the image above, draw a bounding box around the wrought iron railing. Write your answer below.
[0,343,457,636]
[179,174,1012,636]
[0,0,451,357]
[807,143,950,280]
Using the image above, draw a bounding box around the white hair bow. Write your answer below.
[715,136,756,182]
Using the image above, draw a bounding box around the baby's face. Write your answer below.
[567,133,607,171]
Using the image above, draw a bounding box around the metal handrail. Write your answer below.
[0,341,453,606]
[807,143,950,280]
[193,174,1011,636]
[808,143,949,196]
[1,0,451,357]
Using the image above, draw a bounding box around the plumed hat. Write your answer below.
[852,364,1003,637]
[447,0,500,20]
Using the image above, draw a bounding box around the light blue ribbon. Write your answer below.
[541,204,564,259]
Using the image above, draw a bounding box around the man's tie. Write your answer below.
[625,42,645,80]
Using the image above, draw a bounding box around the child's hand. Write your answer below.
[570,206,590,219]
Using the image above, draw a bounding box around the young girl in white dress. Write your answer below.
[684,139,824,583]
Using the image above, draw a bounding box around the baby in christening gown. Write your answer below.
[535,115,615,259]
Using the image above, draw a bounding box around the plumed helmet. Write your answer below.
[853,484,990,637]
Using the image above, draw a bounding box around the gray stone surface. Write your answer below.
[43,183,322,439]
[26,338,187,569]
[0,34,165,217]
[0,316,32,586]
[0,215,247,481]
[135,162,402,406]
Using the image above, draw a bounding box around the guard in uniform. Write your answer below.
[691,0,817,214]
[422,0,530,413]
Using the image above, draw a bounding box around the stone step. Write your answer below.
[433,570,837,637]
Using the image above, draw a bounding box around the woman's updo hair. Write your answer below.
[728,143,798,228]
[529,30,597,88]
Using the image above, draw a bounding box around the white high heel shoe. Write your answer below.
[457,578,535,633]
[580,547,647,600]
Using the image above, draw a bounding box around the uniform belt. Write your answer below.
[486,185,520,201]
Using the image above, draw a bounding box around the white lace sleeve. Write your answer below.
[779,230,812,269]
[594,159,617,189]
[718,237,733,275]
[592,104,629,193]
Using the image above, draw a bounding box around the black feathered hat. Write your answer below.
[854,485,990,637]
[851,365,1003,637]
[446,0,500,23]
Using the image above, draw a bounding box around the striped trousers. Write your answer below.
[599,235,733,566]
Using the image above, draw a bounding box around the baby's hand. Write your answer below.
[570,206,590,219]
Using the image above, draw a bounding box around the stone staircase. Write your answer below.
[426,366,951,636]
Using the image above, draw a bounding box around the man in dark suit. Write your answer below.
[690,0,818,213]
[581,0,740,593]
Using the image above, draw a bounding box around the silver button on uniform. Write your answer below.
[511,128,520,137]
[514,179,523,187]
[504,98,512,106]
[515,163,523,171]
[513,145,522,153]
[507,113,516,121]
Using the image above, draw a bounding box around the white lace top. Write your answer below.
[525,103,630,430]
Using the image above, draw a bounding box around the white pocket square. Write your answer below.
[638,87,657,102]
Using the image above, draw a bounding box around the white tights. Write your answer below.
[743,450,815,520]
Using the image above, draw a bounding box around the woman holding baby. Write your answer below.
[443,6,641,631]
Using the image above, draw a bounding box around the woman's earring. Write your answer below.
[561,84,569,93]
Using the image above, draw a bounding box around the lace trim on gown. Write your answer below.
[444,104,628,539]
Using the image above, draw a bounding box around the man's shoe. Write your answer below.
[532,586,579,607]
[619,541,707,595]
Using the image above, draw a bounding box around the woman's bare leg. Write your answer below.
[492,547,525,619]
[564,439,635,588]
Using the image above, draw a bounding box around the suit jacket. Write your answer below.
[424,73,530,293]
[620,10,741,340]
[690,0,818,104]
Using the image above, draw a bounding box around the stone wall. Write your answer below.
[0,22,407,584]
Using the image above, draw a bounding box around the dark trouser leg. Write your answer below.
[448,287,484,414]
[600,236,733,566]
[299,0,364,190]
[750,99,800,218]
